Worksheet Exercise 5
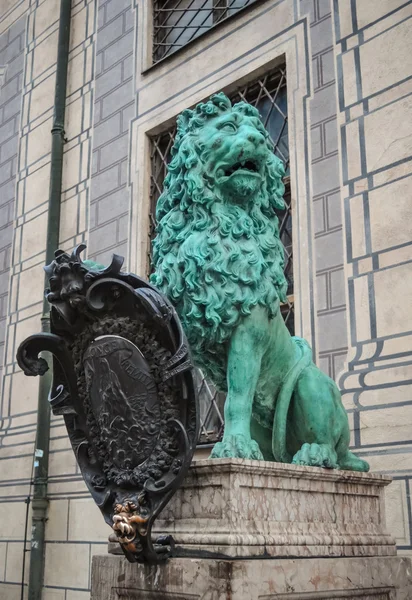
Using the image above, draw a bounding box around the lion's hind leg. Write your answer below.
[292,442,339,468]
[337,450,369,472]
[288,365,349,470]
[289,364,370,472]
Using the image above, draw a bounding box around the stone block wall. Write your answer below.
[0,15,24,395]
[0,0,411,597]
[88,0,135,266]
[0,1,113,598]
[306,0,348,379]
[335,0,412,553]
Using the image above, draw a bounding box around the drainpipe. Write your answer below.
[27,1,72,598]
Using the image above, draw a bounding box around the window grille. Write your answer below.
[149,66,293,444]
[153,0,259,63]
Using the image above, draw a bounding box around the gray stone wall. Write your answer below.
[335,0,412,552]
[88,0,135,266]
[0,15,25,386]
[302,0,347,380]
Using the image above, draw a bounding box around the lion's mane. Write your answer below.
[151,93,287,390]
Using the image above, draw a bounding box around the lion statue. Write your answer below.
[151,92,368,471]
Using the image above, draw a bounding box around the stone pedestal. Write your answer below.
[92,459,412,599]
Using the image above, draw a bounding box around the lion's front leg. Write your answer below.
[210,308,268,460]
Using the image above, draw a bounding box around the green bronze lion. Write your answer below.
[151,92,368,472]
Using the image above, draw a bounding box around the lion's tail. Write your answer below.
[272,337,313,463]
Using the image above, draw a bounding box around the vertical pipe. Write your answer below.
[20,496,30,600]
[27,1,72,599]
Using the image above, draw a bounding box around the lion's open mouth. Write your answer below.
[225,160,259,177]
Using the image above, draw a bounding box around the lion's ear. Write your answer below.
[177,109,194,136]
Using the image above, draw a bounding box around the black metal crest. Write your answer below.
[17,244,199,563]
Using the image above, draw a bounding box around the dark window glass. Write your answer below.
[153,0,260,63]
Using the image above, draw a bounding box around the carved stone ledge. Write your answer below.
[110,458,396,559]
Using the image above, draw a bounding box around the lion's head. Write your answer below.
[151,93,288,390]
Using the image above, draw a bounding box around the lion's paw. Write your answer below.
[292,443,339,469]
[210,435,264,460]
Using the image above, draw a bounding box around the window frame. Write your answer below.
[129,21,315,352]
[147,64,294,444]
[147,0,266,70]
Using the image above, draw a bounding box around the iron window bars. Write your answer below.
[149,65,293,443]
[153,0,259,63]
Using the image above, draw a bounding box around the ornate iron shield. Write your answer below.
[17,244,198,563]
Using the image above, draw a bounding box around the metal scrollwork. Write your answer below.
[16,243,199,563]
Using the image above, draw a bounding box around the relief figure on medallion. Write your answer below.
[151,92,369,472]
[84,339,160,470]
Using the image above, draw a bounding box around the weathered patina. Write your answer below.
[151,92,368,472]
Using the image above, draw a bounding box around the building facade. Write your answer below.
[0,0,411,597]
